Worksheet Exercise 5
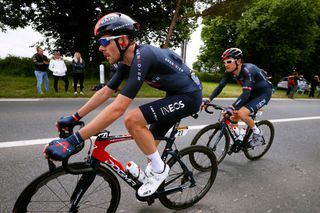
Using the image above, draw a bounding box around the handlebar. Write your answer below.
[204,103,227,114]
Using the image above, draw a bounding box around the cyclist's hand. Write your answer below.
[43,132,84,161]
[222,106,235,116]
[200,98,211,111]
[56,112,81,131]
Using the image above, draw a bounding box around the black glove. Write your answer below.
[57,112,81,130]
[224,106,234,116]
[45,132,83,161]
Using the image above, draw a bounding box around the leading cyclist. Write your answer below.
[43,12,202,197]
[203,48,272,148]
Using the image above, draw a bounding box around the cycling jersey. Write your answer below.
[209,63,272,112]
[107,45,202,99]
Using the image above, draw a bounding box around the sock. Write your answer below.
[147,150,165,173]
[252,125,261,134]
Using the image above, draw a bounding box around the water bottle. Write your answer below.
[231,126,240,138]
[126,161,146,183]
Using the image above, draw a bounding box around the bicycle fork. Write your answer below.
[69,159,100,212]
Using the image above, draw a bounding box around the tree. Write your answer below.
[0,0,196,68]
[195,0,320,80]
[237,0,320,78]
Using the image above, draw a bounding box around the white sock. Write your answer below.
[147,150,165,173]
[252,125,261,134]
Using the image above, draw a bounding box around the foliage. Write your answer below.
[0,0,198,66]
[195,0,320,82]
[193,16,237,72]
[0,56,34,77]
[194,70,224,82]
[237,0,320,79]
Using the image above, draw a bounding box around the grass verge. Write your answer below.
[0,75,312,99]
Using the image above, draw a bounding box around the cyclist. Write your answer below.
[203,48,272,148]
[43,12,202,197]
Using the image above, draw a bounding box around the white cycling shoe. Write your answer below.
[138,164,170,197]
[250,131,264,147]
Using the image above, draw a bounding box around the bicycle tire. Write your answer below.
[13,162,121,213]
[191,123,230,164]
[243,120,275,160]
[159,145,218,210]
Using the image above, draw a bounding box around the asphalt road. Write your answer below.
[1,98,320,213]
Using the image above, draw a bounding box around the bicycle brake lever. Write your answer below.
[48,159,56,172]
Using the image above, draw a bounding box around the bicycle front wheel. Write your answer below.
[243,120,275,160]
[13,162,121,213]
[159,145,218,210]
[191,123,230,164]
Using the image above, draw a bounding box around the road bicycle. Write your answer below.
[13,117,218,212]
[191,103,274,164]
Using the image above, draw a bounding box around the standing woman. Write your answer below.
[72,52,85,95]
[49,51,69,93]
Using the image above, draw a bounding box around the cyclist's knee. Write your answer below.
[237,107,250,119]
[124,108,146,130]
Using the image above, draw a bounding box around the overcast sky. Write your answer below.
[0,25,203,67]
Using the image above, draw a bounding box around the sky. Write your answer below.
[0,25,203,67]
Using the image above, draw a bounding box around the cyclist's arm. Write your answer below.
[77,66,126,118]
[79,94,132,139]
[77,86,114,118]
[209,72,229,101]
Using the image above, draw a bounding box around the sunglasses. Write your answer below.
[223,59,236,64]
[98,35,127,47]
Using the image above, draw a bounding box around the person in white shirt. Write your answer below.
[49,52,69,93]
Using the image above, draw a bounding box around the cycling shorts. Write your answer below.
[139,90,202,137]
[244,88,272,113]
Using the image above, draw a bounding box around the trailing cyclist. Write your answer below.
[43,12,202,197]
[202,48,272,151]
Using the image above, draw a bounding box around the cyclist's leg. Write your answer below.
[124,91,201,197]
[240,90,272,145]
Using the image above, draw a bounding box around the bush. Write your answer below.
[0,55,34,77]
[195,71,224,83]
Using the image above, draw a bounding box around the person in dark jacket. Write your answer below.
[72,52,85,95]
[309,75,319,98]
[32,46,49,94]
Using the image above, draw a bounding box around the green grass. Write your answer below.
[0,75,312,99]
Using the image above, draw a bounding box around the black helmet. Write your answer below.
[94,12,140,39]
[221,48,243,60]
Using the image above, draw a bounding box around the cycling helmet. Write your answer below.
[94,12,140,39]
[221,48,243,60]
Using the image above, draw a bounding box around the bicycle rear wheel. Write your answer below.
[13,162,121,213]
[159,145,217,210]
[191,123,230,164]
[243,120,275,160]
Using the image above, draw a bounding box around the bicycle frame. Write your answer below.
[64,119,197,207]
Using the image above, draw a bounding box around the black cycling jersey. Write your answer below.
[107,44,202,99]
[209,63,272,110]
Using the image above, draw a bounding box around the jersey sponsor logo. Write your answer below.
[136,49,142,81]
[160,100,185,115]
[164,57,184,72]
[256,99,266,109]
[150,105,158,121]
[243,86,252,90]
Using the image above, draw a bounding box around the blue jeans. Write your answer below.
[34,70,49,93]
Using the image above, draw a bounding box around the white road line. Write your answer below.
[1,116,320,148]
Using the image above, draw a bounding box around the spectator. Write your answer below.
[288,71,303,99]
[309,75,319,98]
[32,46,49,94]
[49,51,69,93]
[72,52,85,95]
